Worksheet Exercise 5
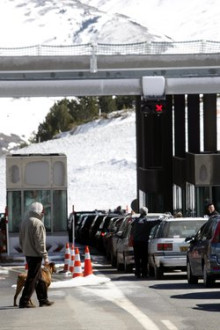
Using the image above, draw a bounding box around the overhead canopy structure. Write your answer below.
[1,50,220,217]
[0,54,219,97]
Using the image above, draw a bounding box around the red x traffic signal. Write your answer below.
[141,99,166,115]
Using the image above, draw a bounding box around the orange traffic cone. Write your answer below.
[83,246,93,276]
[72,247,83,278]
[69,244,75,274]
[63,242,71,272]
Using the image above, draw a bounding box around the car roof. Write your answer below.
[209,215,220,219]
[161,217,206,222]
[132,213,171,218]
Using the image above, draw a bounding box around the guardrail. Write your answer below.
[0,40,220,56]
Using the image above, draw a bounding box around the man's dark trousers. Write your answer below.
[133,241,148,277]
[19,256,47,306]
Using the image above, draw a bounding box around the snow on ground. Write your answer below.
[0,110,137,213]
[50,273,110,288]
[1,0,220,46]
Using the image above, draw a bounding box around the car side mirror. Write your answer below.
[185,235,195,243]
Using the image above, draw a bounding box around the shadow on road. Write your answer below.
[170,287,220,312]
[193,303,220,312]
[171,290,220,300]
[0,306,18,310]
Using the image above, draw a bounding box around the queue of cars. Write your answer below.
[74,210,220,286]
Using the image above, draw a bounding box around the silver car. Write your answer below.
[148,217,207,279]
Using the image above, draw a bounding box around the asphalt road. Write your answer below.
[1,253,220,330]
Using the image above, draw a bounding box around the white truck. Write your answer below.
[5,153,68,256]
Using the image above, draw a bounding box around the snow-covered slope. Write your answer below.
[1,0,219,47]
[0,110,137,213]
[0,0,219,141]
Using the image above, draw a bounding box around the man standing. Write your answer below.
[131,207,160,278]
[206,203,219,217]
[19,202,54,308]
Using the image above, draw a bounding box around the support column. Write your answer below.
[203,94,217,152]
[174,95,185,157]
[136,95,173,212]
[188,94,200,153]
[161,95,173,212]
[173,95,186,214]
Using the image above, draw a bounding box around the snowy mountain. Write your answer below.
[1,0,220,47]
[0,133,26,156]
[0,0,219,141]
[0,0,219,212]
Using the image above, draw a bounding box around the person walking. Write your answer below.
[131,207,160,278]
[19,201,54,308]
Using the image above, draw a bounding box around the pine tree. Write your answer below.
[98,96,116,114]
[115,96,135,110]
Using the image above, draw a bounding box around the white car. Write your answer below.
[148,217,207,279]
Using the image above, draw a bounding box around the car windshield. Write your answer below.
[164,220,206,238]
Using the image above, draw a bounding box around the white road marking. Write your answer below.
[84,280,160,330]
[161,319,178,330]
[8,264,179,330]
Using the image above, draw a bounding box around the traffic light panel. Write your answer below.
[141,99,166,116]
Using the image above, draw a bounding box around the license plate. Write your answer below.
[180,246,188,252]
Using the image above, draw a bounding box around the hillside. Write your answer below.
[0,110,137,213]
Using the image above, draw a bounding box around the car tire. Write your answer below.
[203,262,215,288]
[124,257,133,273]
[148,264,154,277]
[154,265,163,279]
[111,253,117,267]
[116,254,124,271]
[187,259,198,284]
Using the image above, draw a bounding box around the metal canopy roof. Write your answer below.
[0,54,219,97]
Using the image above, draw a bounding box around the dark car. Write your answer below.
[103,216,122,258]
[78,213,98,244]
[107,217,125,266]
[74,211,97,242]
[186,215,220,287]
[89,214,107,246]
[75,213,89,242]
[116,214,134,272]
[94,213,120,252]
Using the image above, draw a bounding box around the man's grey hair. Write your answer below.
[140,207,148,216]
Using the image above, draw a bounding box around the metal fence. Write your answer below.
[0,40,220,56]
